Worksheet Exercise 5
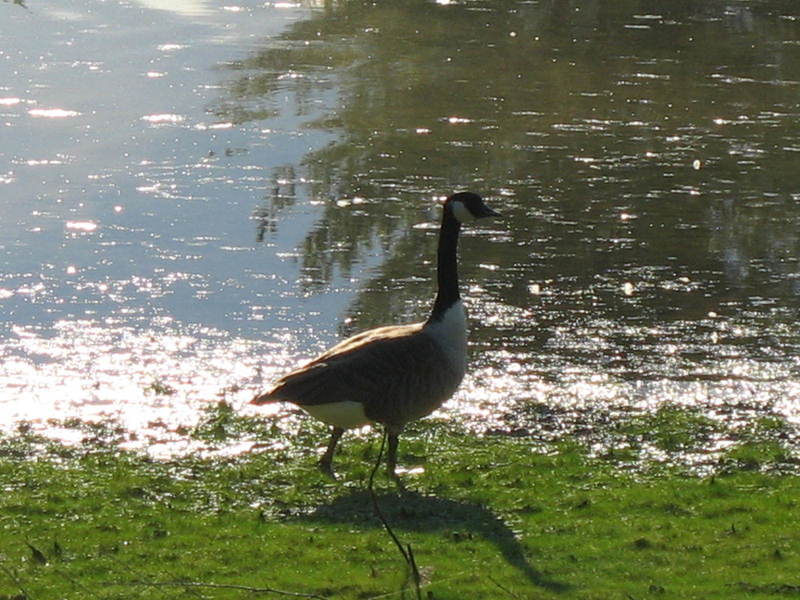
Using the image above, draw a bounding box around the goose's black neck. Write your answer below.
[427,209,461,323]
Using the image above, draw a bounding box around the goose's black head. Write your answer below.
[444,192,501,223]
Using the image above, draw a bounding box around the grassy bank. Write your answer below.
[1,405,799,599]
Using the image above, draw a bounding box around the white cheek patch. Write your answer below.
[451,200,475,223]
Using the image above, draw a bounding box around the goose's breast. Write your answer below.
[424,300,468,382]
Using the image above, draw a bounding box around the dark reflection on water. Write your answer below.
[223,0,800,427]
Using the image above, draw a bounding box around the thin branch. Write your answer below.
[368,429,422,600]
[106,580,328,599]
[368,433,408,561]
[488,574,523,599]
[406,544,422,595]
[366,568,475,599]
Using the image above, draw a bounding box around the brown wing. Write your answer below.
[255,323,463,428]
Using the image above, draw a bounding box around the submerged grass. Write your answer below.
[1,405,799,599]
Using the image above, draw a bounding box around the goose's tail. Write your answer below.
[250,390,278,405]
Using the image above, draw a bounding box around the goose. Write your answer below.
[251,191,500,480]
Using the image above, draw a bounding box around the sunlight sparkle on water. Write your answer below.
[28,108,80,118]
[0,320,301,454]
[157,44,186,52]
[133,0,211,16]
[65,220,98,232]
[142,113,185,124]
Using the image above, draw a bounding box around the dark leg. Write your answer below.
[318,427,344,479]
[387,431,402,484]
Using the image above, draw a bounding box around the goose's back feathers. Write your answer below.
[254,320,465,429]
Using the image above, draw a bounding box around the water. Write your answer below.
[2,0,800,452]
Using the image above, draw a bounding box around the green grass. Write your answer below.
[1,406,799,599]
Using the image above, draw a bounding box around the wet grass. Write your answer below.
[1,405,799,599]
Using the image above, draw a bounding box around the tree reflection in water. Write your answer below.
[227,0,800,426]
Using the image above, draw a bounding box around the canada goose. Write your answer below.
[251,191,500,480]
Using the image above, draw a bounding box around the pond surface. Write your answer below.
[2,0,800,453]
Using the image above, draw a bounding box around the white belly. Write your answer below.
[302,401,371,429]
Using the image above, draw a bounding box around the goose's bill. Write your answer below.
[478,205,502,218]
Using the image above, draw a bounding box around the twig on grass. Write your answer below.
[488,574,523,599]
[105,580,328,599]
[368,430,423,600]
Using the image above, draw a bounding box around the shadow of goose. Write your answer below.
[301,488,568,593]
